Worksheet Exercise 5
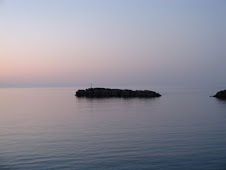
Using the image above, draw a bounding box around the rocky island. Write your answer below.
[212,90,226,99]
[75,88,161,98]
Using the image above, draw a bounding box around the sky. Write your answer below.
[1,0,226,88]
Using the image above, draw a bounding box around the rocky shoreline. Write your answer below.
[75,88,161,98]
[213,90,226,99]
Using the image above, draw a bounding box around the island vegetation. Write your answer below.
[75,88,161,98]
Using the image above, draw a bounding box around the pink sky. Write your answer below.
[1,0,225,87]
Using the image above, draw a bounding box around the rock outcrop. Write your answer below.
[75,88,161,98]
[213,90,226,99]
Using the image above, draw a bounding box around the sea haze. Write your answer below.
[0,87,226,170]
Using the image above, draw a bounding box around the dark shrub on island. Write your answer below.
[213,90,226,99]
[75,88,161,98]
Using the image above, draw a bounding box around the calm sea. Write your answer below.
[0,87,226,170]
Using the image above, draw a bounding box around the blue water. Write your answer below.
[0,87,226,170]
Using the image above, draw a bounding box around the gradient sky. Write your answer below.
[1,0,226,88]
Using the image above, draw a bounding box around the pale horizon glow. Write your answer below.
[1,0,226,88]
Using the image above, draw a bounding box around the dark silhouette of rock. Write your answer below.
[75,88,161,98]
[213,90,226,99]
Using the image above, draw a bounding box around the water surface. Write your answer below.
[0,87,226,169]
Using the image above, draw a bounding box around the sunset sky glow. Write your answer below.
[1,0,226,88]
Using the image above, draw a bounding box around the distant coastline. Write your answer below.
[75,88,161,98]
